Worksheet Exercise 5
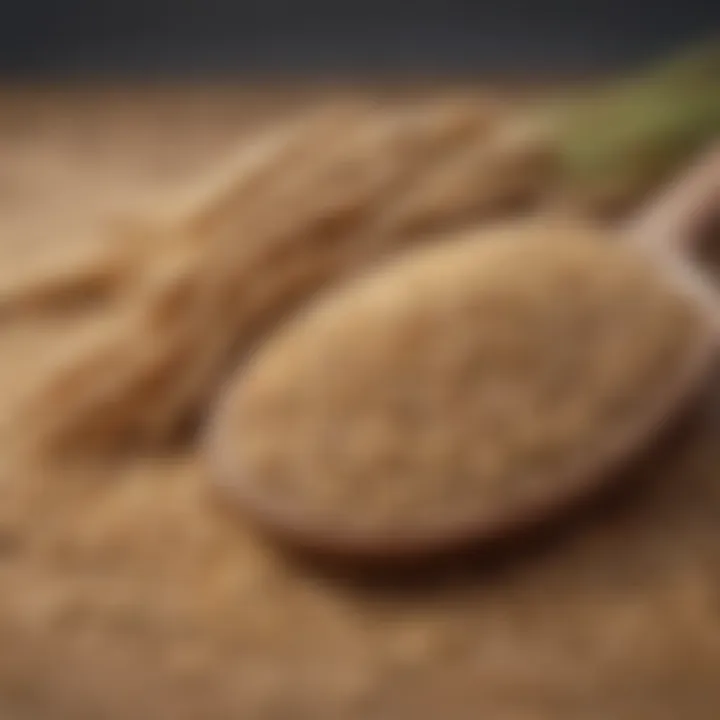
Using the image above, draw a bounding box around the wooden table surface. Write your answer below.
[0,86,719,720]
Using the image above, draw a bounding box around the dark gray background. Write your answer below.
[0,1,718,79]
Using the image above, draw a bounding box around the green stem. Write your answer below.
[543,40,720,208]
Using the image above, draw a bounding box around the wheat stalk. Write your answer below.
[14,96,537,455]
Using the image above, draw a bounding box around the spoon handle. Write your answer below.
[625,144,720,256]
[623,145,720,331]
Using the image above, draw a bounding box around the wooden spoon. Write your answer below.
[205,148,720,561]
